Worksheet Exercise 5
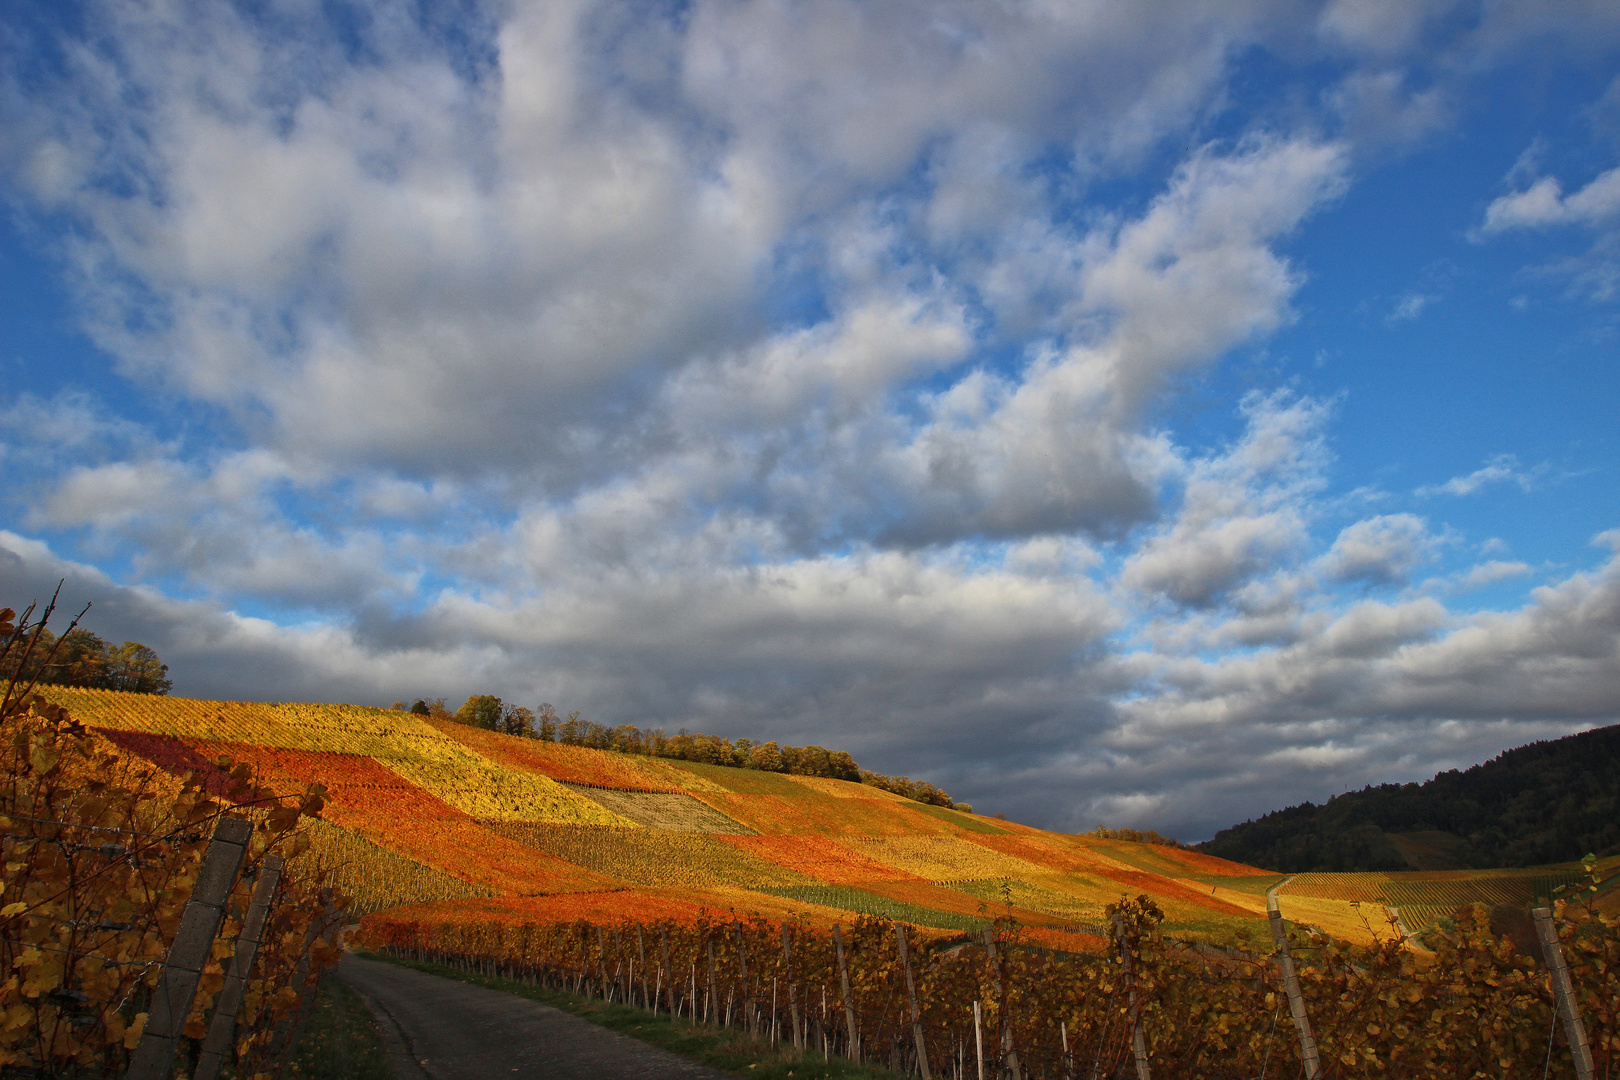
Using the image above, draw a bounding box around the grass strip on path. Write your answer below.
[353,949,902,1079]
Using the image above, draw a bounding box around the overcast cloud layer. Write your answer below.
[3,0,1619,839]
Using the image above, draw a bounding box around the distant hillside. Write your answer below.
[1198,723,1620,872]
[40,686,1279,949]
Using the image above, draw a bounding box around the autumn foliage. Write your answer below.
[0,603,343,1078]
[358,891,1618,1079]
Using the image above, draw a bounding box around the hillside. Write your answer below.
[42,685,1601,950]
[1199,722,1620,872]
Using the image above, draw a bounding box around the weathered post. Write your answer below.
[973,1000,984,1080]
[1265,890,1320,1080]
[707,938,720,1024]
[661,928,676,1015]
[982,929,1022,1080]
[896,923,932,1079]
[1532,908,1596,1080]
[125,815,252,1080]
[193,855,284,1080]
[735,922,755,1036]
[781,923,802,1049]
[834,923,860,1063]
[1111,916,1150,1080]
[636,924,649,1010]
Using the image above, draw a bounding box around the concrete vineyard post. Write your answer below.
[125,815,252,1080]
[834,922,860,1063]
[1532,908,1596,1080]
[1111,916,1150,1080]
[193,854,284,1080]
[1265,891,1321,1080]
[896,923,932,1079]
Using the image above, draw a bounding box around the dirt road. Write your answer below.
[338,953,735,1080]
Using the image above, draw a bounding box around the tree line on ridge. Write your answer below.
[394,694,968,812]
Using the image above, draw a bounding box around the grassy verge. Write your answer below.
[354,949,902,1079]
[280,976,392,1080]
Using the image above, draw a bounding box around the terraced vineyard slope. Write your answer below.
[46,687,1608,948]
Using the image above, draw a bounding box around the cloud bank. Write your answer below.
[2,0,1619,839]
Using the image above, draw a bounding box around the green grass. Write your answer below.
[280,976,392,1080]
[356,949,902,1079]
[907,803,1008,834]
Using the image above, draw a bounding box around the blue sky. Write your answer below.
[3,0,1619,839]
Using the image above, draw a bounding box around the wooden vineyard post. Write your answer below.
[707,938,720,1024]
[781,923,802,1050]
[661,929,675,1015]
[735,923,757,1037]
[973,1000,984,1080]
[125,815,252,1080]
[834,923,860,1063]
[576,925,588,994]
[193,855,284,1080]
[1111,916,1150,1080]
[1532,908,1596,1080]
[896,923,932,1079]
[1265,892,1321,1080]
[636,924,649,1010]
[982,929,1022,1080]
[596,926,609,1001]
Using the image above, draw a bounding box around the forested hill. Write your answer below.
[1197,722,1620,872]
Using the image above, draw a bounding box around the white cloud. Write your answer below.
[1387,291,1436,322]
[1458,560,1532,589]
[1122,392,1330,608]
[1416,454,1541,497]
[1475,161,1620,298]
[1318,513,1435,585]
[1479,167,1620,234]
[3,1,1619,843]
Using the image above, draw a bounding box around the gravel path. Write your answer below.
[338,953,736,1080]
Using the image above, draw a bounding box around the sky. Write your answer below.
[2,0,1619,841]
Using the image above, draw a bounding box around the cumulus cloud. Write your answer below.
[1479,167,1620,234]
[1317,514,1436,585]
[2,1,1618,843]
[1122,392,1329,607]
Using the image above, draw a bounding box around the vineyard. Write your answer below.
[0,608,347,1078]
[27,682,1620,1077]
[40,684,1615,956]
[356,892,1620,1080]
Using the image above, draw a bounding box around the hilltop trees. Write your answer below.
[397,691,958,808]
[448,695,536,737]
[0,624,172,695]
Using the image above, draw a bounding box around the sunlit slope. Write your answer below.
[44,687,1580,947]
